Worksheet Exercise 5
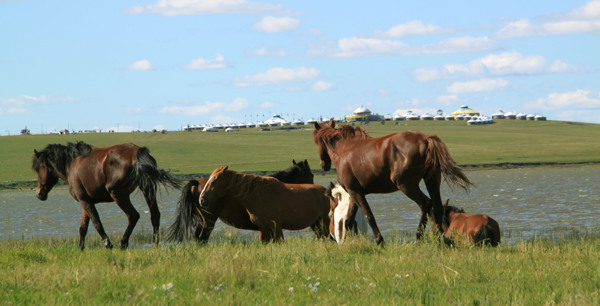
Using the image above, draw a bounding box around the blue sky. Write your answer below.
[1,0,599,134]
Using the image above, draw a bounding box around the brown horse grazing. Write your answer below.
[313,118,472,245]
[32,141,180,249]
[168,160,318,242]
[170,166,330,243]
[442,200,501,247]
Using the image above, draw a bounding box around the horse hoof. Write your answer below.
[105,241,113,249]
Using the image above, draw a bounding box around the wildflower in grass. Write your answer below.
[213,284,223,292]
[288,287,294,292]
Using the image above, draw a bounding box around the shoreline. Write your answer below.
[4,161,600,192]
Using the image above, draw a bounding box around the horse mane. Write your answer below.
[442,204,466,227]
[216,168,281,198]
[32,141,93,175]
[313,123,371,149]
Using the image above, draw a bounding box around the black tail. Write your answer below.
[168,180,202,243]
[133,147,181,202]
[476,223,500,247]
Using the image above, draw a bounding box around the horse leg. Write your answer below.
[78,210,90,250]
[111,193,140,249]
[350,192,384,246]
[310,217,329,239]
[142,191,161,246]
[400,183,432,240]
[79,201,113,249]
[424,171,444,234]
[195,212,217,243]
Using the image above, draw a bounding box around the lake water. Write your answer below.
[1,167,599,245]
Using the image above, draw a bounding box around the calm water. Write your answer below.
[1,167,599,245]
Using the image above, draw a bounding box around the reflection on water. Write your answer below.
[1,167,599,245]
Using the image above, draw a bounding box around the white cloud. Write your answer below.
[127,60,155,71]
[160,98,250,115]
[311,81,332,91]
[1,95,76,106]
[126,107,142,114]
[234,67,320,87]
[547,0,600,20]
[375,20,455,38]
[495,19,600,38]
[319,35,499,58]
[447,78,508,94]
[184,54,229,70]
[127,0,290,16]
[249,47,292,57]
[413,52,576,81]
[525,89,600,110]
[254,16,300,32]
[495,1,600,38]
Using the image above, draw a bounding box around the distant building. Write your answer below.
[20,127,31,135]
[450,105,480,117]
[345,106,383,122]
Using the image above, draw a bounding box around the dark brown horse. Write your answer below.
[442,199,501,246]
[170,166,330,243]
[313,119,472,245]
[168,160,318,242]
[32,141,180,249]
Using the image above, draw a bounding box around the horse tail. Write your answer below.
[133,147,182,201]
[476,217,501,247]
[167,180,202,242]
[425,135,473,191]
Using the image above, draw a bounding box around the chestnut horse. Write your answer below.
[442,200,500,246]
[172,166,330,243]
[168,160,318,242]
[326,182,368,245]
[313,119,472,245]
[32,141,180,249]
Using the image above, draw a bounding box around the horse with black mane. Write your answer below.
[168,160,325,242]
[170,166,330,243]
[168,160,321,242]
[442,199,501,247]
[313,118,472,245]
[32,141,180,249]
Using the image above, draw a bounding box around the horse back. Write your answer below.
[69,143,141,200]
[338,131,429,192]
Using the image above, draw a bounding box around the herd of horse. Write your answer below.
[31,119,500,249]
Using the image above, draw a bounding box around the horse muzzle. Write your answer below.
[320,162,331,172]
[36,191,48,201]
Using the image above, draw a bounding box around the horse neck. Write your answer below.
[225,171,272,198]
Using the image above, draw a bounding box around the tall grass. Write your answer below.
[1,229,598,304]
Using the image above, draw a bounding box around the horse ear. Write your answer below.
[224,166,228,171]
[293,159,296,165]
[329,118,335,128]
[313,121,321,130]
[443,199,449,207]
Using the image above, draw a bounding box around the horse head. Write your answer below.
[312,119,336,171]
[294,159,314,184]
[32,149,60,201]
[199,166,229,208]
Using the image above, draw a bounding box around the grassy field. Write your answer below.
[1,230,598,304]
[2,119,600,189]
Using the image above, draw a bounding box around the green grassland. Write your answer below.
[2,119,600,189]
[1,232,598,304]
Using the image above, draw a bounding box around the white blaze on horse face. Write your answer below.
[199,174,216,202]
